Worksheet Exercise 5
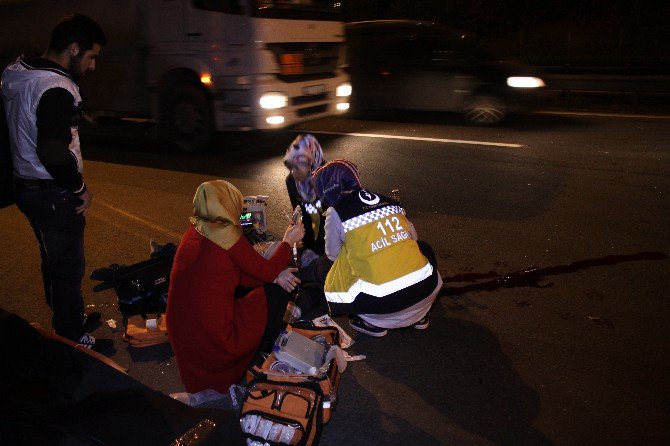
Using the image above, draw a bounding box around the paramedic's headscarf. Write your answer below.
[190,180,243,250]
[312,159,362,208]
[283,133,324,203]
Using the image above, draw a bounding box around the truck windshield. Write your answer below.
[192,0,244,14]
[251,0,342,21]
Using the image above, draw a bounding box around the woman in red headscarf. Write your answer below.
[166,180,304,394]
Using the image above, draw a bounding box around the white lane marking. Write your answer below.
[96,198,182,239]
[303,130,523,148]
[535,110,670,119]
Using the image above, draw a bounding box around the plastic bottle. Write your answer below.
[279,425,296,444]
[256,419,272,439]
[267,423,283,442]
[241,414,260,434]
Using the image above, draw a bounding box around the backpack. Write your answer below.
[0,98,15,209]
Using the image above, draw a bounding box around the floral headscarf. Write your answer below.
[283,133,324,203]
[312,159,362,207]
[189,180,243,250]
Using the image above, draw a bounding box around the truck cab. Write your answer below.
[0,0,351,152]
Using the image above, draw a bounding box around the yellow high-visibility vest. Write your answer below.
[325,190,432,304]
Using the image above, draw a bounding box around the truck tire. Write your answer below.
[160,84,213,153]
[348,92,371,118]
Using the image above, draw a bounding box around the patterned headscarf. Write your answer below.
[312,159,362,207]
[189,180,243,250]
[283,133,324,203]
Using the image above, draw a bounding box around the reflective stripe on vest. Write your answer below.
[325,261,433,304]
[304,200,322,215]
[324,191,429,302]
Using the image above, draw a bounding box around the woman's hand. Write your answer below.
[274,267,301,292]
[283,221,305,246]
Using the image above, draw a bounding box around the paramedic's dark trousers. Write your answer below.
[15,183,86,342]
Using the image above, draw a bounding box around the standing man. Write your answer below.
[1,14,111,352]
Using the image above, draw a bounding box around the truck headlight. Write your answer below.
[266,116,285,125]
[507,77,545,88]
[260,92,288,109]
[336,82,352,97]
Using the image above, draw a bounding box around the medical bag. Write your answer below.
[239,324,344,446]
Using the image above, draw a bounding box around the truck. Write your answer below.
[0,0,351,152]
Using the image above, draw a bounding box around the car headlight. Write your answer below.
[507,77,545,88]
[260,92,288,109]
[336,82,352,97]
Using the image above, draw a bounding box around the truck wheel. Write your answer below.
[161,84,213,153]
[465,95,506,125]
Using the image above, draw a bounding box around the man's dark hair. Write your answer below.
[48,13,107,53]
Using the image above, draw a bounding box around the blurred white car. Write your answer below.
[346,20,548,124]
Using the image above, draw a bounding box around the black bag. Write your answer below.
[112,255,174,317]
[0,98,15,209]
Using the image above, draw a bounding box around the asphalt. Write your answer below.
[1,108,669,445]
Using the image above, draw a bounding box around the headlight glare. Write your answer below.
[266,116,285,125]
[507,76,545,88]
[336,82,352,97]
[260,92,288,109]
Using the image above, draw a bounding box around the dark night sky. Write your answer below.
[0,0,667,67]
[343,0,670,67]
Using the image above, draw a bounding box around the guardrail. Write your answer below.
[538,69,670,113]
[545,74,670,94]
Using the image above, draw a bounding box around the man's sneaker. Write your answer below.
[82,311,102,331]
[349,315,388,337]
[77,333,114,353]
[412,315,430,330]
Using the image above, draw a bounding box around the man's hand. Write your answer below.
[75,188,93,215]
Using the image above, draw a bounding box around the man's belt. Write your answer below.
[13,177,57,190]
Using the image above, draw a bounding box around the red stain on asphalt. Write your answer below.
[440,251,667,296]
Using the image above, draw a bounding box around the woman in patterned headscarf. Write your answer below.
[283,133,326,264]
[312,160,443,338]
[166,180,304,394]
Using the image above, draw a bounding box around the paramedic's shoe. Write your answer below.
[349,315,388,337]
[412,315,430,330]
[77,333,114,353]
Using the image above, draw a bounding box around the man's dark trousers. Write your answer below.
[15,184,86,341]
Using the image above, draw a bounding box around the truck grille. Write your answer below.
[297,104,328,117]
[292,93,328,106]
[267,42,340,83]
